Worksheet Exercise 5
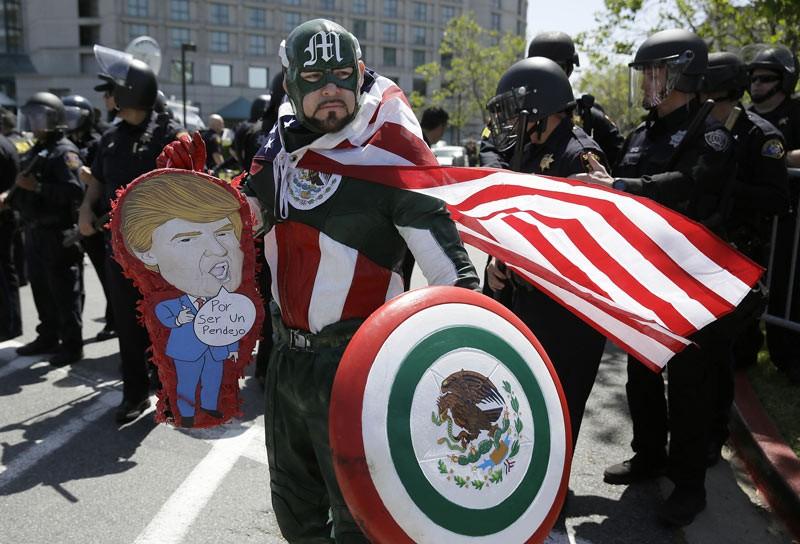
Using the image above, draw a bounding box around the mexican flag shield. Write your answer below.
[330,286,571,543]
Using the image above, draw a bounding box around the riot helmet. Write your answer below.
[486,56,575,153]
[21,92,67,134]
[527,32,580,76]
[94,45,158,110]
[279,18,363,132]
[154,90,169,114]
[62,94,95,133]
[629,29,708,109]
[743,44,798,102]
[250,94,271,122]
[702,52,748,100]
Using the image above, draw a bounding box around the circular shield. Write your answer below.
[330,286,571,543]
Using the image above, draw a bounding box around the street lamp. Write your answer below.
[180,42,197,128]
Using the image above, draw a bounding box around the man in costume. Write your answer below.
[160,19,479,541]
[119,172,244,427]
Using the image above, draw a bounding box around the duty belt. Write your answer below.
[275,318,363,352]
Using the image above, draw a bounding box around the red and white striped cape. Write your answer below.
[266,73,762,371]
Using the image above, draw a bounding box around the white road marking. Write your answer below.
[134,424,261,544]
[0,389,121,485]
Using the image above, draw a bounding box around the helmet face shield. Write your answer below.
[487,86,528,152]
[21,105,57,133]
[629,55,691,109]
[94,45,134,87]
[64,105,89,132]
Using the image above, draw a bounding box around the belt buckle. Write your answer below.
[290,329,310,351]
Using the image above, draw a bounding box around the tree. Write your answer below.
[575,64,645,136]
[410,13,526,139]
[576,0,800,67]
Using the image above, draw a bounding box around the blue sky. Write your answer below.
[526,0,607,43]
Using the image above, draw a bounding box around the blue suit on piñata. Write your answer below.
[155,294,238,422]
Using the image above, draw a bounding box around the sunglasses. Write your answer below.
[750,74,780,84]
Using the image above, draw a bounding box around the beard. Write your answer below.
[305,101,354,133]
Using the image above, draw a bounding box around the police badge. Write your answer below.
[330,286,570,543]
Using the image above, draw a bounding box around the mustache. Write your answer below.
[314,99,347,113]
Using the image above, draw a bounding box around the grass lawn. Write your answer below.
[745,349,800,458]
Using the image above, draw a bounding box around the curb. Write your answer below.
[730,370,800,540]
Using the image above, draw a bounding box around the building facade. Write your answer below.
[4,0,526,131]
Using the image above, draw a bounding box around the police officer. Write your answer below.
[484,57,608,449]
[231,94,271,172]
[78,47,184,424]
[7,93,85,366]
[576,29,736,526]
[527,31,626,165]
[746,45,800,384]
[0,125,21,340]
[63,94,116,341]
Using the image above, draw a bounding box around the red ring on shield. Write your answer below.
[330,286,572,543]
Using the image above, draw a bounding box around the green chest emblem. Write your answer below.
[287,168,342,210]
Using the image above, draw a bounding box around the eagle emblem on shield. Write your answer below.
[330,286,571,543]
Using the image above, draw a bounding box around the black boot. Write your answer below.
[657,486,706,526]
[603,454,667,485]
[17,337,59,356]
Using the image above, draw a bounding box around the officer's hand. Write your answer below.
[156,132,207,171]
[229,351,239,362]
[78,166,94,185]
[15,173,37,191]
[177,306,195,326]
[78,207,97,236]
[486,258,509,291]
[572,154,614,187]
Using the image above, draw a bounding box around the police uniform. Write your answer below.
[92,110,182,405]
[610,99,736,495]
[749,96,800,380]
[0,133,21,340]
[9,134,85,355]
[232,119,271,173]
[72,129,116,336]
[201,128,223,171]
[576,98,626,166]
[509,116,608,447]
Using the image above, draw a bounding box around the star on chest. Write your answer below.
[539,153,555,171]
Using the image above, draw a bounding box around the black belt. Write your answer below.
[275,318,363,352]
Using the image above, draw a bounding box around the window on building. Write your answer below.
[249,66,269,88]
[284,0,301,5]
[169,27,191,48]
[441,5,458,22]
[209,3,230,25]
[320,0,335,9]
[209,31,230,53]
[285,12,301,32]
[352,19,367,41]
[247,7,267,28]
[491,13,501,31]
[210,63,232,86]
[80,53,97,74]
[382,22,398,43]
[412,49,425,67]
[128,24,149,42]
[383,0,398,18]
[248,34,267,56]
[441,53,452,70]
[412,2,426,21]
[126,0,148,17]
[0,0,22,54]
[517,20,525,37]
[494,0,503,9]
[412,78,426,96]
[352,0,367,14]
[171,60,194,83]
[383,47,397,67]
[518,0,524,15]
[79,25,100,47]
[412,26,425,45]
[170,0,189,21]
[78,0,99,17]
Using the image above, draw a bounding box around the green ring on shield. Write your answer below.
[387,326,551,536]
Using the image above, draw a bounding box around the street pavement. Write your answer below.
[0,249,794,543]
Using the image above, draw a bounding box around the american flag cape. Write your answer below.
[252,71,763,371]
